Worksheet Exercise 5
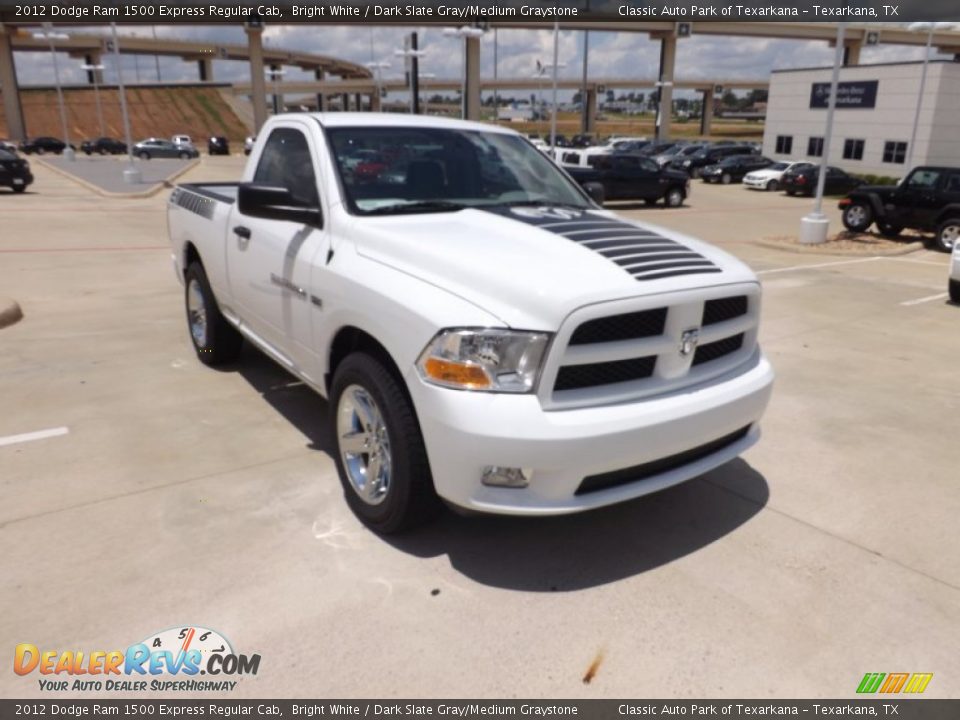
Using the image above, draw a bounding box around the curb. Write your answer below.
[0,298,23,329]
[752,238,926,257]
[33,157,200,199]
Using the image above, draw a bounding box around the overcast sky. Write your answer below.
[13,23,954,98]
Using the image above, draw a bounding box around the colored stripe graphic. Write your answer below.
[903,674,933,694]
[879,673,909,693]
[857,673,885,694]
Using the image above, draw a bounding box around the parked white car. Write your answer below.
[243,135,256,156]
[950,240,960,303]
[560,136,649,168]
[171,135,193,147]
[167,113,773,533]
[743,161,813,192]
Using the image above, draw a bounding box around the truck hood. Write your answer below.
[346,206,757,330]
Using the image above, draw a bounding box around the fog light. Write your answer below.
[481,466,532,488]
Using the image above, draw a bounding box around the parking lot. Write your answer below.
[2,156,958,699]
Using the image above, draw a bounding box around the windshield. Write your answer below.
[769,162,789,171]
[326,126,591,215]
[0,149,17,161]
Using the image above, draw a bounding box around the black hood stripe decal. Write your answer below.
[484,207,721,282]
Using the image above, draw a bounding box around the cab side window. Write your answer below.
[254,128,320,207]
[906,170,940,189]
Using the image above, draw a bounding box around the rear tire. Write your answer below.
[183,262,243,366]
[934,218,960,253]
[12,185,26,193]
[842,202,873,232]
[330,353,441,534]
[950,279,960,304]
[179,151,190,160]
[665,187,684,208]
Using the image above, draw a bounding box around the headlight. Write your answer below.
[683,160,692,167]
[417,329,550,393]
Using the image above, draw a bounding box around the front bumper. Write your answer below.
[406,350,774,515]
[0,171,33,189]
[743,177,768,189]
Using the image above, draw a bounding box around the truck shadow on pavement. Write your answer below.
[233,345,769,592]
[233,345,335,455]
[386,460,768,591]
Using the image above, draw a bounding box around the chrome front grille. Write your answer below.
[540,285,759,410]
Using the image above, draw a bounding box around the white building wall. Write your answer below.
[763,62,960,178]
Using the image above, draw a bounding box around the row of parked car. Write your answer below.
[6,134,245,159]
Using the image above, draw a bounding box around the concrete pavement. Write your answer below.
[1,157,957,699]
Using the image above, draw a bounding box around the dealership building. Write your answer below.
[762,60,960,178]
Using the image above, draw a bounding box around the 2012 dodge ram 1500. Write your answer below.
[167,113,774,533]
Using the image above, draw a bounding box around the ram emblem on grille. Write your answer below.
[680,328,700,357]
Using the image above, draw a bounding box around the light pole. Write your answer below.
[109,23,140,184]
[905,22,957,170]
[80,63,106,137]
[443,25,485,120]
[395,34,426,114]
[151,25,162,82]
[365,61,390,111]
[34,25,74,161]
[533,59,566,146]
[267,68,285,114]
[799,22,845,245]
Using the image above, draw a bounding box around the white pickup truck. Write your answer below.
[167,113,773,533]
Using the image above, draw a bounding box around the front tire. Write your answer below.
[842,202,873,232]
[138,151,150,160]
[330,353,441,534]
[950,279,960,304]
[12,185,27,193]
[934,218,960,253]
[183,262,242,366]
[766,179,779,192]
[179,151,190,160]
[720,173,732,185]
[664,187,684,208]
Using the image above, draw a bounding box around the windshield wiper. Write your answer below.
[364,200,468,215]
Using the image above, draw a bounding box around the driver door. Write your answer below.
[228,122,330,377]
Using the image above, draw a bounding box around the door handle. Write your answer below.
[233,226,251,240]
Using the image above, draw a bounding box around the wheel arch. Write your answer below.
[326,326,410,402]
[934,207,960,228]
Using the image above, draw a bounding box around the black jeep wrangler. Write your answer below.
[838,166,960,252]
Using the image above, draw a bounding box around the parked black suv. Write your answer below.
[839,166,960,251]
[667,144,757,178]
[208,136,230,155]
[567,153,691,207]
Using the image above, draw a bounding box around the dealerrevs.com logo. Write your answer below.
[14,626,261,692]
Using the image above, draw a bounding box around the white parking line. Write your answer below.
[0,426,70,448]
[757,257,882,275]
[882,257,948,267]
[900,292,949,307]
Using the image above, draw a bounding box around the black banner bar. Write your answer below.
[2,700,959,720]
[1,0,960,23]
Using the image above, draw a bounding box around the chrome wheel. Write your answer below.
[844,204,869,230]
[186,278,207,347]
[939,223,959,251]
[666,189,683,207]
[337,384,392,506]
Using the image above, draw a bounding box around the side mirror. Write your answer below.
[583,181,605,206]
[237,183,322,227]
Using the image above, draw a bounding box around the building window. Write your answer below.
[843,139,865,161]
[883,141,907,164]
[775,135,793,155]
[807,137,824,157]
